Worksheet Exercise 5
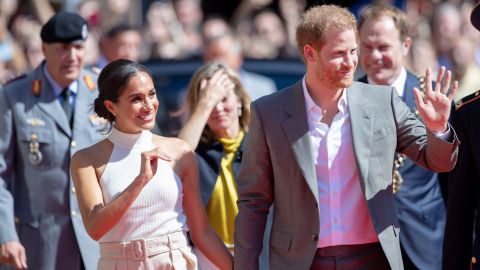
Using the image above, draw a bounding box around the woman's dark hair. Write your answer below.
[94,59,153,123]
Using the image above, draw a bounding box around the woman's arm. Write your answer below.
[179,144,233,269]
[178,69,233,149]
[70,145,171,241]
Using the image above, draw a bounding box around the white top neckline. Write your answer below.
[108,127,153,149]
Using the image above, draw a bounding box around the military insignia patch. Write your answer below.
[28,133,43,165]
[32,80,41,96]
[83,75,95,91]
[26,118,46,127]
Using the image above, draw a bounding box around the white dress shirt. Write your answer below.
[302,78,379,248]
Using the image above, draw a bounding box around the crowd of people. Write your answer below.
[1,0,480,270]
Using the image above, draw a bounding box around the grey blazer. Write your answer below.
[234,81,459,270]
[0,62,105,270]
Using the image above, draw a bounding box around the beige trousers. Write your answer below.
[97,231,198,270]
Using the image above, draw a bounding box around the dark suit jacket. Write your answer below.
[196,139,245,205]
[359,73,446,270]
[234,80,459,270]
[443,93,480,270]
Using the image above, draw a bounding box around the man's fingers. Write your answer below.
[447,81,459,101]
[13,253,24,269]
[434,66,446,92]
[19,247,27,269]
[413,87,425,111]
[424,67,433,98]
[441,70,452,94]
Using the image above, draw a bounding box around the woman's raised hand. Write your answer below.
[198,69,235,111]
[139,148,173,183]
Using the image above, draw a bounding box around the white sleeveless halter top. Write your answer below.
[99,127,187,242]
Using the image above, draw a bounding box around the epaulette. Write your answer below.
[83,75,96,91]
[455,90,480,111]
[3,74,26,86]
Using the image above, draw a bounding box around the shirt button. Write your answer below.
[71,187,76,193]
[71,141,77,148]
[71,210,77,216]
[313,234,319,241]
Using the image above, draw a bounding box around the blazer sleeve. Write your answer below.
[392,87,459,172]
[0,87,19,244]
[234,102,273,270]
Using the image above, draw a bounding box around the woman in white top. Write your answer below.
[70,59,233,270]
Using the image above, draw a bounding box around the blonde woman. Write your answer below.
[179,62,254,269]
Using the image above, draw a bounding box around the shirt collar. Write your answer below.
[302,76,348,121]
[367,67,407,97]
[43,64,79,97]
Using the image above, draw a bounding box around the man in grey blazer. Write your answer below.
[234,5,459,270]
[0,12,105,270]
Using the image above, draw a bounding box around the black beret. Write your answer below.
[41,12,89,44]
[471,2,480,32]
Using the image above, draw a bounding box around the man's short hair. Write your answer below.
[358,5,409,42]
[106,24,140,39]
[296,5,357,60]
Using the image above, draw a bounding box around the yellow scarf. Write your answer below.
[206,130,244,248]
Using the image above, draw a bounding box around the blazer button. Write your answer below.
[313,234,319,241]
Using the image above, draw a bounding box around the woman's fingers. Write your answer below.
[143,148,173,162]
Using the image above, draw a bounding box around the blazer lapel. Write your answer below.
[34,66,72,137]
[347,82,373,190]
[281,82,318,201]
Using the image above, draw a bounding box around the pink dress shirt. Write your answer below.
[302,78,379,248]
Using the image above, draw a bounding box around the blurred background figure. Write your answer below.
[0,0,27,83]
[451,37,480,102]
[431,2,462,70]
[202,23,277,101]
[407,38,438,78]
[172,0,203,58]
[98,24,143,68]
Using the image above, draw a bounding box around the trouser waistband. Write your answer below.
[315,242,381,258]
[99,231,189,260]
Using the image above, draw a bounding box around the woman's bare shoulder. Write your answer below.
[72,139,113,168]
[152,135,193,158]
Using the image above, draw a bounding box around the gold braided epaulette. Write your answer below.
[455,90,480,111]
